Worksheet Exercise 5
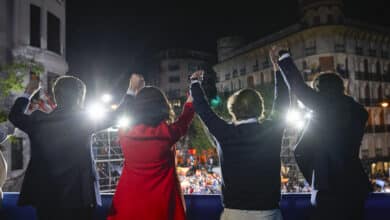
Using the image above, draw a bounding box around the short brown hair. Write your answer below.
[227,88,264,122]
[53,76,86,109]
[312,72,345,95]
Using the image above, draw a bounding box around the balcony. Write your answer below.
[354,72,390,82]
[1,193,390,220]
[304,47,316,56]
[358,98,380,106]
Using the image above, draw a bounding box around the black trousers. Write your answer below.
[310,191,367,220]
[36,207,94,220]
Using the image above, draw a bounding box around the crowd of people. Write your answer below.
[3,46,373,220]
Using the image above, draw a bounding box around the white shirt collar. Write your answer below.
[234,118,258,126]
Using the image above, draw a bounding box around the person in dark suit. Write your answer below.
[272,47,371,220]
[189,62,290,220]
[8,74,142,220]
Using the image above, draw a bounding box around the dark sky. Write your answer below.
[66,0,388,100]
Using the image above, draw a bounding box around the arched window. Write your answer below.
[364,59,369,73]
[238,79,242,89]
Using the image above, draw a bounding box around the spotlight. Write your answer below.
[304,112,313,119]
[87,102,107,120]
[295,120,305,130]
[102,94,112,103]
[117,116,131,128]
[381,102,389,108]
[111,104,118,110]
[286,109,301,123]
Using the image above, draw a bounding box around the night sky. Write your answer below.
[66,0,388,100]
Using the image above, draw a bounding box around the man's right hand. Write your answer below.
[190,70,204,81]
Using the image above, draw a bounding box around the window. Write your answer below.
[314,16,321,25]
[168,64,180,71]
[232,69,238,78]
[356,40,364,55]
[305,40,316,56]
[375,148,383,157]
[47,12,61,54]
[364,59,369,73]
[11,137,24,170]
[361,149,369,159]
[253,60,259,72]
[169,76,180,83]
[327,14,334,24]
[30,4,41,47]
[225,73,231,80]
[334,36,345,52]
[263,57,270,69]
[240,67,246,76]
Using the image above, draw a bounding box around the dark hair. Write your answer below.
[132,86,175,126]
[53,76,86,110]
[227,88,264,122]
[312,72,344,95]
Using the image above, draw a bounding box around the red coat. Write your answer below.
[107,102,194,220]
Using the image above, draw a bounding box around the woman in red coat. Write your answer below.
[108,74,194,220]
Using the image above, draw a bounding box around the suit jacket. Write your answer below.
[8,95,134,208]
[190,71,290,210]
[278,55,371,196]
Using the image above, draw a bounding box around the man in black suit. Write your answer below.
[272,47,371,220]
[8,75,143,220]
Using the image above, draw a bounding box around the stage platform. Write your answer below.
[1,193,390,219]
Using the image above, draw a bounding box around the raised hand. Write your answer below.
[190,70,204,81]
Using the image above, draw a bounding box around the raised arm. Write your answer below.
[169,99,195,143]
[89,73,144,132]
[8,80,40,134]
[190,71,231,139]
[268,48,291,120]
[276,50,322,110]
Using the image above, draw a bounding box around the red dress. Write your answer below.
[107,102,194,220]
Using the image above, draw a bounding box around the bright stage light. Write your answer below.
[286,109,301,123]
[102,94,112,103]
[111,104,118,110]
[87,102,107,120]
[304,112,313,119]
[117,116,131,128]
[295,120,305,130]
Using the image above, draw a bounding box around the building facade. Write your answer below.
[0,0,68,191]
[156,49,214,102]
[214,0,390,178]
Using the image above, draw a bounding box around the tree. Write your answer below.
[185,80,275,154]
[0,59,43,122]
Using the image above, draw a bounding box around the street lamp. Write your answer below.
[381,101,389,108]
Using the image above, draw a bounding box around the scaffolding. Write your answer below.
[91,128,124,193]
